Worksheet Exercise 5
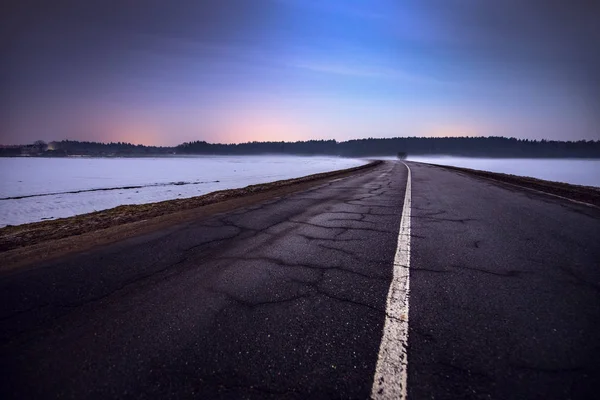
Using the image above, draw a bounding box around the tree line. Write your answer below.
[2,137,599,158]
[176,137,600,158]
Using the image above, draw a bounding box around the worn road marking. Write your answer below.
[371,161,412,399]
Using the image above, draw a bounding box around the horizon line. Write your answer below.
[3,136,599,148]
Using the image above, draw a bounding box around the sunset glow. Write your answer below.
[3,1,599,145]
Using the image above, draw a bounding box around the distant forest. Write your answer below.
[176,137,600,158]
[2,137,600,158]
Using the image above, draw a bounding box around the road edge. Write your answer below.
[424,162,600,209]
[0,160,382,273]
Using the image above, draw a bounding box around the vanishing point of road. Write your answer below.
[1,161,599,399]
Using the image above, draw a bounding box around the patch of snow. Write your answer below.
[0,156,366,227]
[405,157,600,187]
[371,156,599,188]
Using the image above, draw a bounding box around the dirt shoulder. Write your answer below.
[428,163,600,208]
[0,161,381,271]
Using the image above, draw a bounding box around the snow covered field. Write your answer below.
[401,156,600,188]
[0,156,366,227]
[2,156,597,228]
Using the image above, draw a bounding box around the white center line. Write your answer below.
[371,161,412,400]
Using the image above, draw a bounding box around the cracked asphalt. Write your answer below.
[1,161,599,399]
[408,163,600,400]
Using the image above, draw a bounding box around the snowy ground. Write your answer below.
[3,156,597,228]
[0,156,366,227]
[403,156,600,188]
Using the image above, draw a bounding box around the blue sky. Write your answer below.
[2,0,599,145]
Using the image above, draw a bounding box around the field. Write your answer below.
[0,156,366,227]
[3,155,598,228]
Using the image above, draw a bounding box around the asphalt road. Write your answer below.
[1,161,599,399]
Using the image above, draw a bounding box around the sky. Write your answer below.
[2,0,599,146]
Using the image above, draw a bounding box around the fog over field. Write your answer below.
[406,157,600,188]
[0,156,366,227]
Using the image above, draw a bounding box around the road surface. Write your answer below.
[1,161,599,399]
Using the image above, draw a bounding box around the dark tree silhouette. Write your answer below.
[2,137,599,158]
[176,137,600,158]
